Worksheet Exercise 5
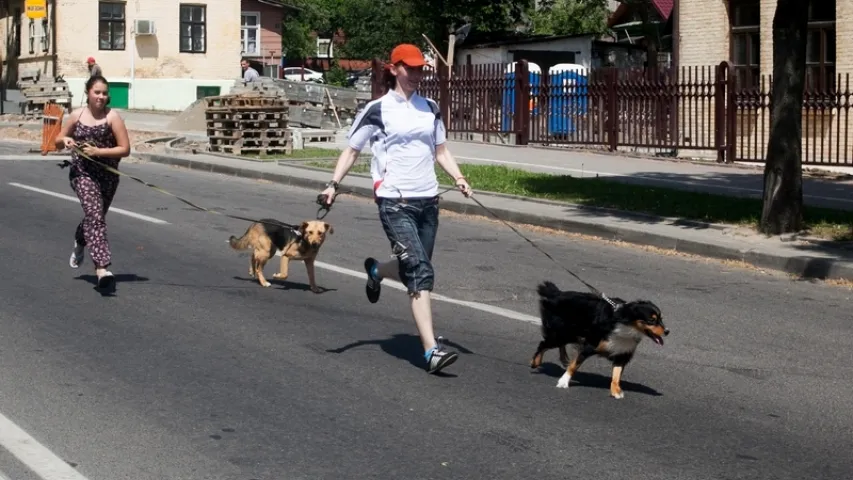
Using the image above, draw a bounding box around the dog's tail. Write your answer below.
[537,281,562,300]
[228,232,251,250]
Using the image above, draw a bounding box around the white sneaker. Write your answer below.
[69,242,84,268]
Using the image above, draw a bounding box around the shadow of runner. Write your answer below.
[327,333,473,376]
[74,273,150,296]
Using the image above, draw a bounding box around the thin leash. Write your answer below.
[59,144,311,230]
[63,144,616,306]
[463,193,622,309]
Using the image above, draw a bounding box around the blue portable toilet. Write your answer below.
[547,63,588,136]
[501,61,541,131]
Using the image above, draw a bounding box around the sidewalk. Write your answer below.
[132,145,853,283]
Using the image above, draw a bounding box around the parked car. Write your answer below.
[282,67,325,83]
[345,68,372,87]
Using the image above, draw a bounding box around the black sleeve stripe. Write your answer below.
[352,100,385,135]
[425,98,441,119]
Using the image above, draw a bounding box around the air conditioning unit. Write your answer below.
[134,19,156,35]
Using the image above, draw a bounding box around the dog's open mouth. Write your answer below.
[647,333,664,346]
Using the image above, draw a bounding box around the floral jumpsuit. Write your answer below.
[68,118,120,268]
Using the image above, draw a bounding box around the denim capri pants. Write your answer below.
[376,196,440,295]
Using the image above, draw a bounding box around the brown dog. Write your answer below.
[228,219,333,292]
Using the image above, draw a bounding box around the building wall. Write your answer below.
[0,0,57,86]
[241,0,282,77]
[58,0,241,111]
[675,0,846,164]
[456,37,593,71]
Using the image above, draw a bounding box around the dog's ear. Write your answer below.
[324,222,334,234]
[300,221,309,232]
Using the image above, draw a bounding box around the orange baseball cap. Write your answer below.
[390,44,426,67]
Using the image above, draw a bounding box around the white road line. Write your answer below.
[8,182,170,225]
[11,181,540,324]
[314,261,540,324]
[0,468,11,480]
[455,155,853,205]
[0,411,91,480]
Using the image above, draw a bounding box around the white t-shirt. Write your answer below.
[347,90,447,199]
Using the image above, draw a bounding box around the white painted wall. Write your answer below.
[58,0,241,111]
[64,77,236,111]
[455,37,593,70]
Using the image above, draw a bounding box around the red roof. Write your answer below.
[651,0,673,20]
[608,0,673,28]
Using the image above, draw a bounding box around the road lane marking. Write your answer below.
[15,181,540,324]
[8,182,170,225]
[314,261,540,324]
[0,411,91,480]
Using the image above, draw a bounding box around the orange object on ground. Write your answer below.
[41,102,65,155]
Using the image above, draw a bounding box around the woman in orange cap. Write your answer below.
[320,43,472,375]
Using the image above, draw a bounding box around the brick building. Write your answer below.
[674,1,844,163]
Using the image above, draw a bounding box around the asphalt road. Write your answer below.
[1,158,852,480]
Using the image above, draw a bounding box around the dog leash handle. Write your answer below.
[315,193,333,220]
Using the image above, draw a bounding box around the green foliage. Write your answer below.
[280,0,331,61]
[529,0,610,36]
[282,0,611,62]
[325,62,350,86]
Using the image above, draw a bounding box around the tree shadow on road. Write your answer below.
[326,333,473,377]
[532,362,663,397]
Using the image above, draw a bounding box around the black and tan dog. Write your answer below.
[229,219,333,292]
[529,281,669,399]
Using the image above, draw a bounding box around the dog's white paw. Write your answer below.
[262,281,271,287]
[611,391,625,399]
[556,372,571,389]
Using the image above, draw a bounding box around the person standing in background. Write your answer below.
[241,59,260,84]
[86,57,102,78]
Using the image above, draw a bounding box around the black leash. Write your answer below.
[58,152,304,230]
[62,145,617,306]
[464,194,621,309]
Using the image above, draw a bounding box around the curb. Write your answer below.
[134,152,853,282]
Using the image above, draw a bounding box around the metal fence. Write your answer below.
[370,59,853,166]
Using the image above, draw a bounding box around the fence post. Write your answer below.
[370,58,384,100]
[607,68,618,151]
[725,62,737,164]
[714,62,726,163]
[439,62,451,132]
[515,60,530,145]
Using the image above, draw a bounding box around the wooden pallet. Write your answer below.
[205,118,287,129]
[20,83,70,95]
[204,110,288,121]
[205,94,284,109]
[209,145,293,156]
[209,137,291,148]
[206,128,290,139]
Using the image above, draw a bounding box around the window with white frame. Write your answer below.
[29,17,50,54]
[316,38,332,58]
[264,64,279,78]
[241,12,260,56]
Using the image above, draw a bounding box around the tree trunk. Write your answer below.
[759,0,809,235]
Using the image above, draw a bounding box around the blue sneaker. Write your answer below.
[364,257,382,303]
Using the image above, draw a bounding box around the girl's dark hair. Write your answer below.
[84,75,110,106]
[85,74,109,92]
